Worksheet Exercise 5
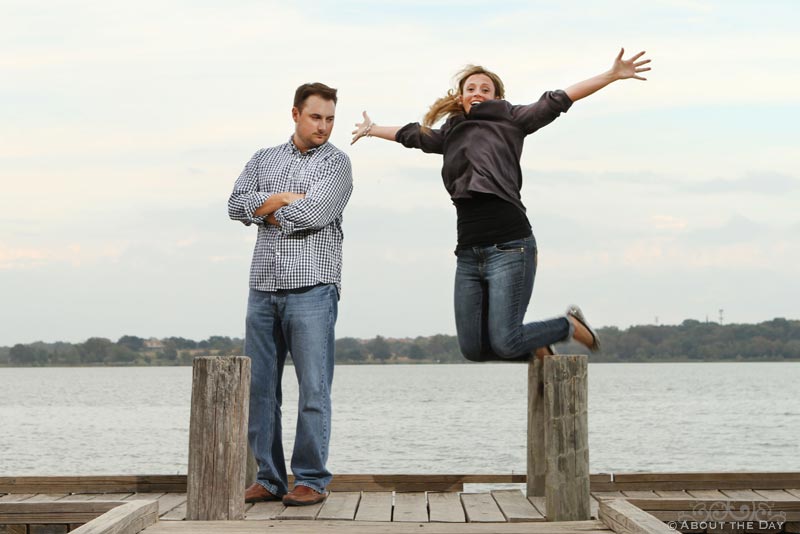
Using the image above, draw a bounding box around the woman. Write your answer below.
[351,49,651,361]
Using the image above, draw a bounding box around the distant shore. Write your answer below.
[2,318,798,366]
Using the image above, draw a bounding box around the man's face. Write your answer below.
[292,95,336,152]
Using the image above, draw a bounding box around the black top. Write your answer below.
[395,90,572,213]
[454,193,531,248]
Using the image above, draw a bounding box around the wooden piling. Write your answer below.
[527,357,545,497]
[543,355,590,521]
[528,355,591,520]
[186,356,250,520]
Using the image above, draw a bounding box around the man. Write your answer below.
[228,82,352,506]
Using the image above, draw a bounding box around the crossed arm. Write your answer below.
[253,192,306,226]
[349,48,651,143]
[228,154,353,232]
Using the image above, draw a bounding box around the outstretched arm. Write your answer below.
[351,111,400,144]
[565,48,651,103]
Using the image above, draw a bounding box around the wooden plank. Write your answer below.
[590,496,600,520]
[722,490,765,499]
[592,491,625,500]
[785,521,800,534]
[626,499,800,512]
[275,501,324,521]
[707,523,746,534]
[28,526,68,534]
[788,490,800,499]
[599,499,674,534]
[593,479,800,491]
[123,493,164,502]
[0,473,617,494]
[613,473,800,483]
[155,494,186,517]
[753,490,797,501]
[134,518,615,533]
[59,495,97,502]
[654,490,690,498]
[492,490,543,522]
[461,493,505,523]
[0,477,186,494]
[316,492,360,521]
[622,491,660,499]
[85,493,133,501]
[528,496,546,516]
[323,476,461,492]
[688,489,730,499]
[0,495,36,503]
[244,501,284,520]
[24,495,69,502]
[0,501,120,514]
[0,525,27,534]
[393,492,428,523]
[354,492,392,522]
[159,501,186,521]
[69,500,158,534]
[427,492,465,523]
[641,510,800,522]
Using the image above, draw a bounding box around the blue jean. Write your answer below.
[454,235,572,362]
[245,284,337,496]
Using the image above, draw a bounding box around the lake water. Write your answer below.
[1,362,798,476]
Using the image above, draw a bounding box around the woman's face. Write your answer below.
[460,73,497,113]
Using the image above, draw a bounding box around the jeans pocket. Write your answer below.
[494,239,526,253]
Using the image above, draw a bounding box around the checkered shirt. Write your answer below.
[228,137,353,294]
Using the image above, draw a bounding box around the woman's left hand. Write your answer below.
[611,48,651,81]
[351,111,373,145]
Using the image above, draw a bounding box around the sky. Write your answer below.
[1,0,798,346]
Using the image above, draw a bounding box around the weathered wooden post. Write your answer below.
[186,356,251,520]
[527,354,590,522]
[527,357,546,496]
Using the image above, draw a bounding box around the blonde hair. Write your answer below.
[422,65,506,128]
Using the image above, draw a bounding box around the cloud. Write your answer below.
[682,171,799,195]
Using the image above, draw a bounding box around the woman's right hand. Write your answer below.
[351,111,373,145]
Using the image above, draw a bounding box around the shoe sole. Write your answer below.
[283,496,327,506]
[566,305,601,352]
[245,495,281,503]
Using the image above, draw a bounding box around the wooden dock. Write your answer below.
[4,356,798,532]
[2,473,800,533]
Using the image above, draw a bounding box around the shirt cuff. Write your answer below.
[246,192,270,224]
[274,207,295,234]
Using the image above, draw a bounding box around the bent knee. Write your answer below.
[489,337,524,360]
[458,340,486,362]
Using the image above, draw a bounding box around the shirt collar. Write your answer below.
[287,136,326,156]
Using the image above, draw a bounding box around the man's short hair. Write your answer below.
[294,82,338,111]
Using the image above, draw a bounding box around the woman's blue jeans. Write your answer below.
[454,236,571,362]
[245,284,337,496]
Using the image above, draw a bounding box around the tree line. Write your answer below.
[0,318,798,366]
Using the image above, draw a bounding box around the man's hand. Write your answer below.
[282,192,306,204]
[254,192,306,218]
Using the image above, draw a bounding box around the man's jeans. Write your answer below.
[245,284,337,496]
[454,235,572,362]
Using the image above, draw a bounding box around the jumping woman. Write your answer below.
[351,49,651,361]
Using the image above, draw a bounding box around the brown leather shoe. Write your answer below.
[282,485,328,506]
[245,483,280,503]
